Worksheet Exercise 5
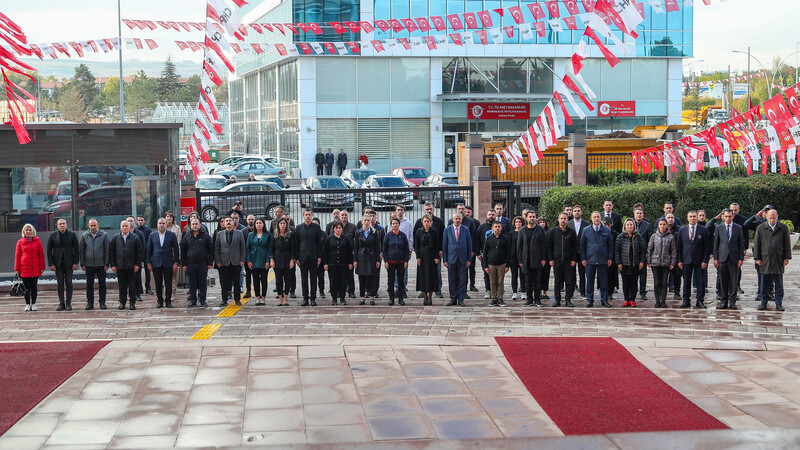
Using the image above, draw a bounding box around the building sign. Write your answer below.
[598,101,636,117]
[733,83,749,99]
[467,103,530,120]
[180,197,196,229]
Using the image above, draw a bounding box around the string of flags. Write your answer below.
[683,71,767,88]
[0,12,35,145]
[631,83,800,176]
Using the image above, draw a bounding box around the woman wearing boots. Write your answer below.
[353,215,381,306]
[14,224,45,311]
[414,214,441,306]
[270,218,297,306]
[615,219,646,307]
[321,221,353,305]
[382,217,410,305]
[647,219,677,308]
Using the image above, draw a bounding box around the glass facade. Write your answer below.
[293,0,361,42]
[316,57,431,103]
[442,57,554,95]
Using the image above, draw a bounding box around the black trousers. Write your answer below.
[22,277,38,304]
[639,265,648,295]
[135,264,151,294]
[328,265,349,300]
[510,262,525,294]
[318,262,326,295]
[244,264,253,293]
[469,254,476,287]
[219,264,242,303]
[540,264,551,292]
[387,263,406,299]
[317,164,324,175]
[275,268,292,295]
[621,269,640,303]
[325,165,332,175]
[358,274,378,298]
[552,262,575,302]
[670,265,682,294]
[718,260,740,305]
[55,262,73,306]
[85,266,107,305]
[682,263,705,303]
[574,264,586,296]
[252,268,268,297]
[300,257,318,300]
[288,264,296,293]
[523,267,542,302]
[347,267,355,295]
[152,266,174,303]
[117,268,137,306]
[651,266,670,303]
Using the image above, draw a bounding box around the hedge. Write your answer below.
[539,175,800,226]
[554,166,662,186]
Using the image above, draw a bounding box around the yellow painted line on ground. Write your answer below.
[191,323,223,340]
[217,296,253,317]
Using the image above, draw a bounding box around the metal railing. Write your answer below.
[483,153,569,200]
[587,152,634,171]
[195,185,474,233]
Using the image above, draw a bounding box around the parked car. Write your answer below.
[254,175,288,189]
[300,176,354,212]
[418,173,465,207]
[362,175,414,210]
[391,167,430,187]
[45,186,133,229]
[341,169,378,188]
[199,181,285,222]
[196,175,231,191]
[77,166,130,185]
[55,180,91,202]
[215,160,287,179]
[204,156,243,175]
[209,156,280,174]
[78,172,104,188]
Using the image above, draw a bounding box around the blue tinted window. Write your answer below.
[373,0,391,39]
[393,0,410,38]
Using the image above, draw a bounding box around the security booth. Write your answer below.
[0,123,181,273]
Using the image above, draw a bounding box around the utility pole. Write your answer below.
[118,0,125,123]
[747,47,751,109]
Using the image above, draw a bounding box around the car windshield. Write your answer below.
[441,177,459,185]
[197,178,228,190]
[265,160,282,169]
[404,169,429,178]
[373,177,406,187]
[313,178,346,189]
[351,170,376,181]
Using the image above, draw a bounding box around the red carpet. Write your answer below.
[0,341,109,436]
[496,337,728,435]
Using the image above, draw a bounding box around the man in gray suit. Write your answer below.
[713,209,746,310]
[214,216,245,307]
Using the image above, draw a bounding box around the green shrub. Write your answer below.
[782,220,795,234]
[555,165,662,186]
[539,175,800,225]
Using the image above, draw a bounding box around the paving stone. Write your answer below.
[366,415,436,440]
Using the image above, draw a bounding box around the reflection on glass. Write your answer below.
[469,58,499,94]
[499,58,526,93]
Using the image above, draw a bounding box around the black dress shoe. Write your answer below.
[585,302,593,307]
[469,286,478,292]
[199,300,208,307]
[436,292,443,298]
[156,303,164,308]
[310,299,317,306]
[99,303,107,310]
[218,301,228,307]
[565,300,574,307]
[458,300,465,306]
[680,302,690,308]
[601,301,611,307]
[188,302,197,307]
[388,299,395,306]
[85,304,94,310]
[331,299,338,305]
[729,304,738,310]
[523,301,533,306]
[136,295,143,302]
[166,302,173,308]
[696,302,706,309]
[301,300,309,306]
[359,299,365,305]
[464,294,471,299]
[244,290,252,298]
[130,304,136,310]
[234,300,242,306]
[777,305,785,311]
[290,292,296,298]
[718,303,728,310]
[348,293,355,298]
[370,300,375,305]
[398,299,405,306]
[757,304,766,311]
[340,299,347,305]
[320,292,326,298]
[118,304,126,310]
[551,301,561,307]
[447,300,457,306]
[533,300,543,307]
[146,288,153,295]
[65,305,72,311]
[57,305,65,311]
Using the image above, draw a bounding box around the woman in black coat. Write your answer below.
[382,217,410,305]
[270,218,297,306]
[537,217,551,301]
[615,218,646,307]
[509,216,526,301]
[414,214,441,306]
[353,215,381,305]
[321,221,353,306]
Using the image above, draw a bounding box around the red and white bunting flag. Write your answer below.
[478,10,493,27]
[296,42,312,54]
[357,21,374,33]
[463,12,479,29]
[177,21,191,31]
[545,1,561,18]
[549,19,564,33]
[430,16,446,31]
[142,19,156,30]
[273,23,285,34]
[176,40,189,50]
[250,43,263,54]
[529,124,546,160]
[632,150,640,174]
[306,22,321,34]
[329,22,346,34]
[188,41,201,52]
[564,16,578,30]
[556,83,587,119]
[763,95,800,146]
[783,85,800,122]
[322,42,336,54]
[545,101,563,140]
[449,33,463,46]
[370,40,385,52]
[388,19,404,32]
[501,149,518,169]
[274,43,287,55]
[190,22,204,31]
[532,22,546,38]
[207,0,243,38]
[495,153,507,174]
[585,13,628,54]
[132,19,146,29]
[250,23,263,34]
[412,17,430,32]
[52,42,70,57]
[552,92,573,126]
[508,6,524,24]
[122,19,136,29]
[345,41,360,53]
[565,0,581,15]
[343,21,360,33]
[475,30,488,45]
[132,38,143,50]
[664,0,681,13]
[397,38,411,50]
[400,18,417,32]
[562,74,594,111]
[528,2,546,20]
[423,35,437,50]
[446,14,464,31]
[28,44,43,59]
[503,26,515,38]
[640,151,652,174]
[373,20,391,32]
[583,26,620,67]
[144,39,158,50]
[285,23,298,34]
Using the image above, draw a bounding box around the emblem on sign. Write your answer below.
[599,103,611,116]
[471,105,484,119]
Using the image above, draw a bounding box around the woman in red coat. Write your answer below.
[14,224,45,311]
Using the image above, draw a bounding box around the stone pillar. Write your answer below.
[663,132,683,182]
[468,134,485,183]
[473,166,492,222]
[567,133,587,186]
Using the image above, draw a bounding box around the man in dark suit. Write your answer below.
[214,216,246,307]
[442,212,472,306]
[713,209,746,309]
[47,218,80,311]
[125,216,147,303]
[325,148,334,175]
[315,148,325,176]
[729,202,747,226]
[580,212,614,307]
[136,216,153,295]
[677,211,710,308]
[602,199,622,234]
[296,208,326,306]
[494,203,512,235]
[567,205,590,298]
[633,207,653,300]
[146,218,180,308]
[517,211,547,307]
[110,220,145,310]
[548,212,579,307]
[753,209,793,311]
[448,204,478,296]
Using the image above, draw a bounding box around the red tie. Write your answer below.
[455,227,459,241]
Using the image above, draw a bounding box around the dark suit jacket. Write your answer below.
[676,224,710,265]
[713,222,746,264]
[516,225,547,273]
[602,211,622,234]
[296,222,326,261]
[109,233,144,270]
[580,225,614,265]
[146,230,180,268]
[442,224,471,265]
[566,218,590,242]
[47,230,80,267]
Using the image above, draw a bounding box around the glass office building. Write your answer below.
[229,1,692,175]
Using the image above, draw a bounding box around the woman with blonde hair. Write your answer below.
[14,224,45,311]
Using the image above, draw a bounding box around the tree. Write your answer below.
[214,81,228,102]
[58,86,88,123]
[126,70,157,122]
[175,74,201,103]
[682,87,716,126]
[65,64,102,116]
[156,56,181,102]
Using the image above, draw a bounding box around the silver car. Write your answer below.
[199,181,285,222]
[362,175,414,210]
[341,169,378,188]
[300,176,354,212]
[214,160,287,179]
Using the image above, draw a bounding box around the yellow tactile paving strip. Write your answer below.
[190,323,223,340]
[190,271,274,339]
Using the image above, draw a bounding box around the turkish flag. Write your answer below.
[545,1,561,18]
[308,23,322,34]
[175,41,189,51]
[122,19,136,30]
[143,20,157,30]
[783,86,800,122]
[564,0,580,15]
[285,23,298,34]
[462,12,479,29]
[665,0,680,13]
[478,10,493,28]
[374,20,391,32]
[330,22,346,34]
[274,23,285,34]
[415,17,431,32]
[450,33,463,46]
[582,0,597,12]
[423,36,437,50]
[528,3,545,20]
[572,53,585,74]
[446,14,464,31]
[188,41,201,52]
[533,22,546,37]
[344,22,360,33]
[430,16,447,31]
[508,6,524,24]
[250,23,263,34]
[400,18,418,32]
[345,41,360,53]
[178,22,191,32]
[388,19,404,32]
[357,21,374,33]
[296,23,311,33]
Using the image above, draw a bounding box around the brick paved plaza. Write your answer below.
[0,247,799,448]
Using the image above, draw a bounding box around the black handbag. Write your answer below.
[10,275,26,297]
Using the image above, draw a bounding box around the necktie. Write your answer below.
[727,225,731,242]
[455,227,459,241]
[227,231,232,245]
[690,227,694,241]
[595,226,599,233]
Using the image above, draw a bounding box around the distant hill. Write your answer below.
[21,58,203,79]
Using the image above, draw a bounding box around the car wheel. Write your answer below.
[201,206,218,222]
[265,204,279,220]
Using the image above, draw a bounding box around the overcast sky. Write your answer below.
[4,0,800,75]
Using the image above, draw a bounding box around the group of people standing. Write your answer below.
[314,148,370,176]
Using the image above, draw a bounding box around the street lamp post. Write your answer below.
[118,0,125,123]
[769,50,800,95]
[732,48,767,107]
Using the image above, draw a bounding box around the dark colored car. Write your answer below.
[419,173,465,207]
[300,176,354,212]
[362,175,414,210]
[341,169,378,188]
[46,186,133,229]
[200,181,285,222]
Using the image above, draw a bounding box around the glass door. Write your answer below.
[443,133,458,174]
[130,176,172,229]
